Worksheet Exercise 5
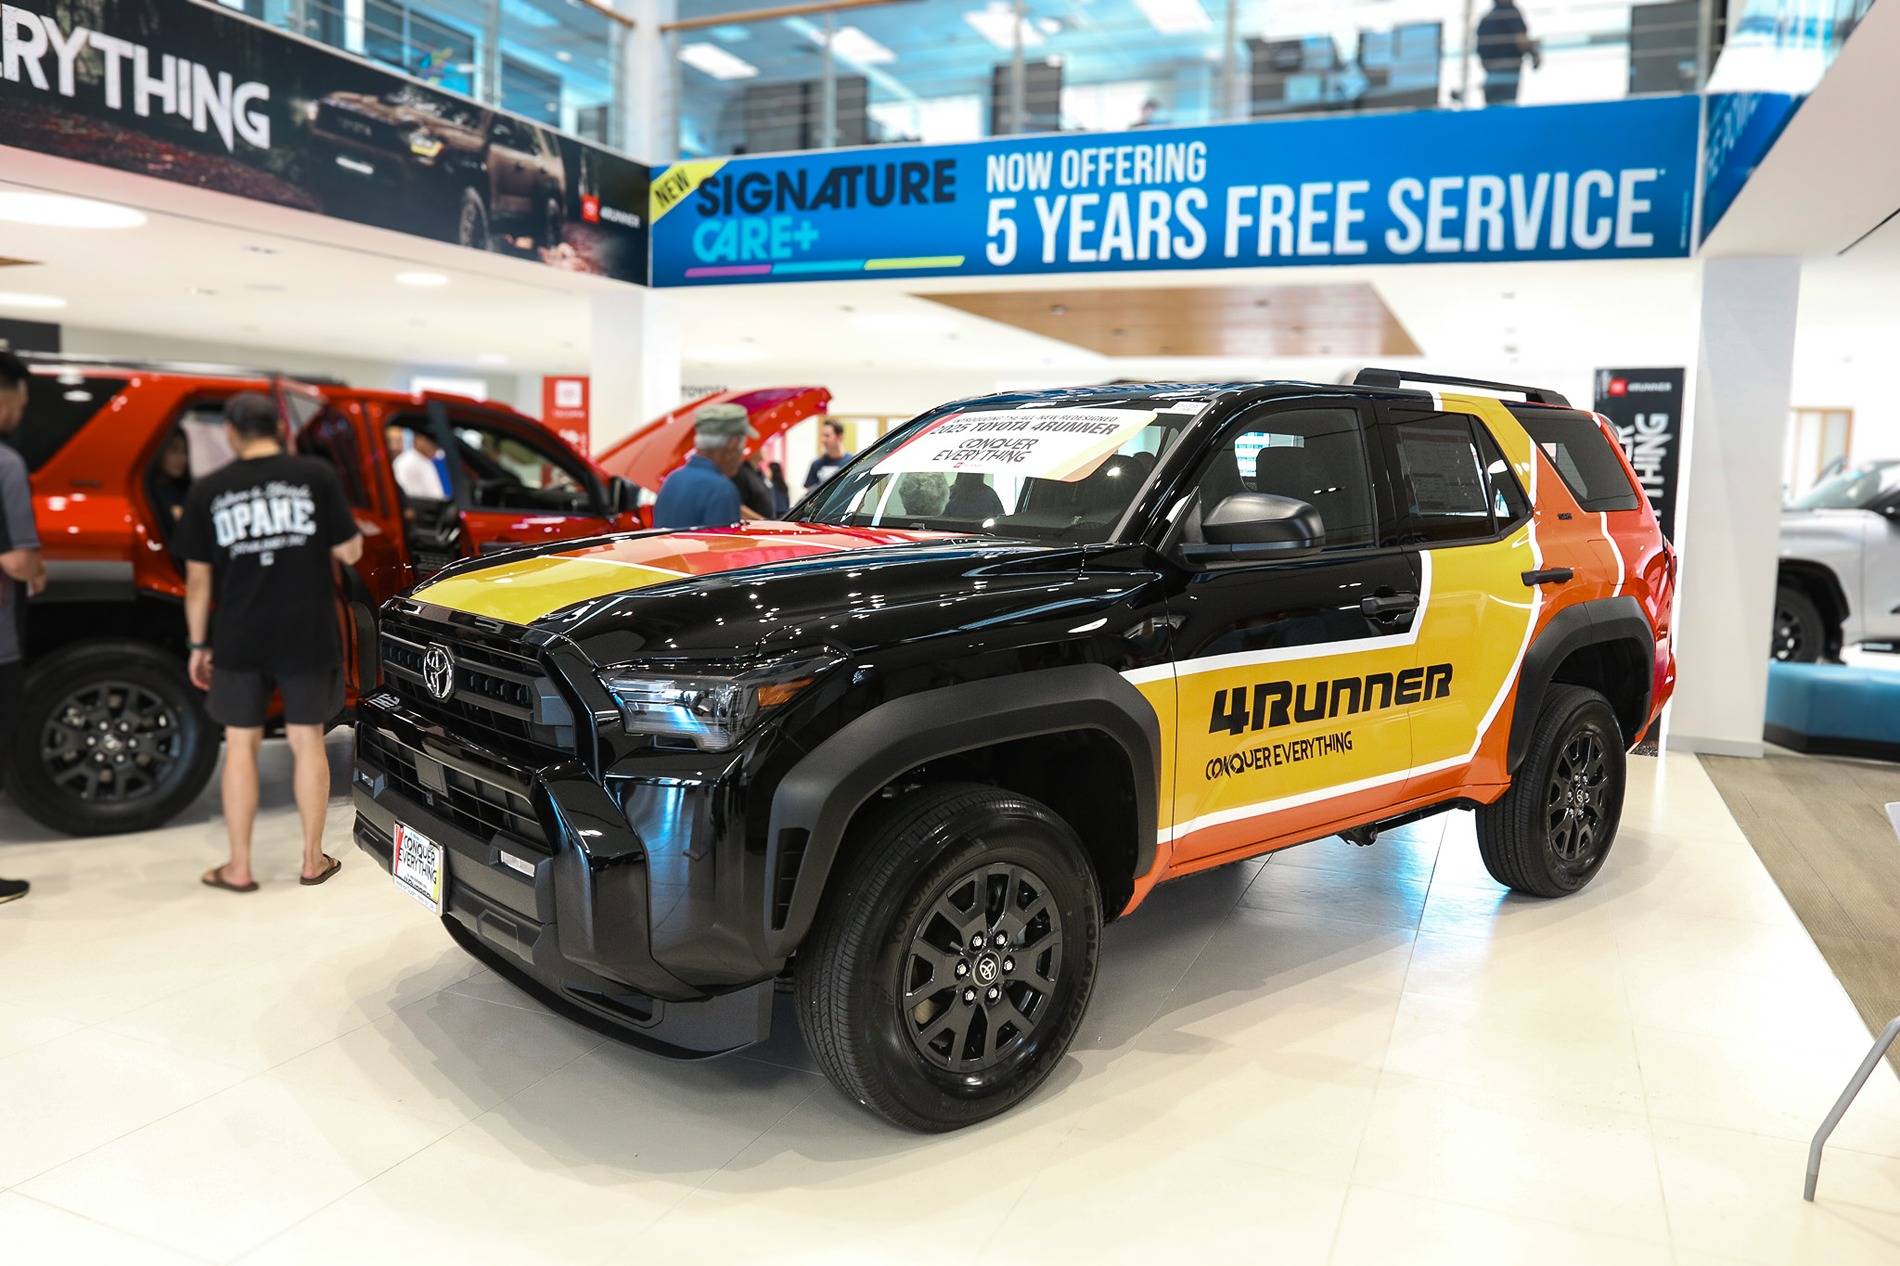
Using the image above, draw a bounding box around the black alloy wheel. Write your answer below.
[796,782,1101,1131]
[901,861,1064,1074]
[457,187,491,250]
[1544,728,1610,877]
[4,640,221,837]
[543,196,564,250]
[1771,584,1823,662]
[39,680,185,804]
[1475,683,1625,898]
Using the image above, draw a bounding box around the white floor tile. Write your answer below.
[0,1191,206,1266]
[1329,1184,1675,1266]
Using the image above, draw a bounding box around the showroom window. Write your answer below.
[1190,405,1376,550]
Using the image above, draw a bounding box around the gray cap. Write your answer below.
[693,401,757,440]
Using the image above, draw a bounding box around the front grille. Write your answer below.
[360,726,548,850]
[380,611,573,757]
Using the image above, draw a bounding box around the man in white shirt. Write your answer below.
[390,429,449,500]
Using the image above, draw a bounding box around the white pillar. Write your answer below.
[1667,256,1802,757]
[619,0,677,162]
[589,287,682,456]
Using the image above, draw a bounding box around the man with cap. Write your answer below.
[652,402,755,531]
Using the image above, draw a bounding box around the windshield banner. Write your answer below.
[0,0,650,284]
[649,95,1698,287]
[878,408,1157,482]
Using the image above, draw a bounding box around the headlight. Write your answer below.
[407,130,445,160]
[598,656,837,751]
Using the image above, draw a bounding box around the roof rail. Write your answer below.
[14,351,347,387]
[1353,367,1570,408]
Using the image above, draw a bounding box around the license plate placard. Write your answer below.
[392,822,446,915]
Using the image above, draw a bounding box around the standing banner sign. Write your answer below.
[542,376,591,455]
[649,96,1699,287]
[0,0,650,284]
[1594,368,1685,541]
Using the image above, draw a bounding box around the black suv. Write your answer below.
[353,372,1675,1129]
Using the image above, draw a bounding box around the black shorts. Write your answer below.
[206,665,344,729]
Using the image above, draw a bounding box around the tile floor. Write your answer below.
[3,744,1900,1264]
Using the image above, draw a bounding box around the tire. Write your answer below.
[542,195,564,249]
[1476,684,1625,898]
[795,782,1102,1131]
[456,187,490,250]
[1770,583,1824,663]
[3,641,220,837]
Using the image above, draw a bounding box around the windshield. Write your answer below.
[801,401,1197,544]
[1791,461,1900,510]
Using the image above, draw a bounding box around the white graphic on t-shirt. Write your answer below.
[209,480,319,567]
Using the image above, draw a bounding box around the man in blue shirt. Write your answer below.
[653,402,755,530]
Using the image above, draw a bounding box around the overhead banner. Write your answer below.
[1594,368,1685,541]
[0,0,649,284]
[649,96,1698,287]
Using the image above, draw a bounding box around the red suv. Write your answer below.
[2,357,827,837]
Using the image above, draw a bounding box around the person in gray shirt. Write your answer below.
[0,351,44,901]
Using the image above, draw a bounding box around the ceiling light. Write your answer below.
[0,191,146,230]
[679,42,759,80]
[1132,0,1211,35]
[0,292,67,309]
[821,25,896,65]
[242,244,280,255]
[478,353,510,365]
[396,271,449,287]
[965,3,1044,50]
[711,24,750,41]
[555,50,573,62]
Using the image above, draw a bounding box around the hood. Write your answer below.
[409,522,1110,661]
[594,387,831,492]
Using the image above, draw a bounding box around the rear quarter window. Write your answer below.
[1,375,131,473]
[1519,410,1641,512]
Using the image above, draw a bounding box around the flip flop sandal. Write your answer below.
[300,856,342,887]
[202,867,259,894]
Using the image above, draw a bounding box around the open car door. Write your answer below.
[594,386,832,501]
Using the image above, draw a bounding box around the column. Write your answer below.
[619,0,678,162]
[1666,255,1802,756]
[589,287,682,458]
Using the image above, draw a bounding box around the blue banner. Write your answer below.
[1702,91,1805,239]
[649,96,1698,287]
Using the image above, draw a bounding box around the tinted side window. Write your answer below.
[1390,412,1502,545]
[296,406,376,511]
[1,376,130,472]
[1190,406,1376,550]
[1521,410,1641,511]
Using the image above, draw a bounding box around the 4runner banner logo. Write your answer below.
[1209,663,1455,736]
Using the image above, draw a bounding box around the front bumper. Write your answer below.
[351,692,773,1057]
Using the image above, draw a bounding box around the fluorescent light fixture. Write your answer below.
[0,191,146,230]
[0,292,68,309]
[823,25,896,65]
[1133,0,1211,34]
[679,42,760,80]
[964,2,1043,50]
[396,270,450,287]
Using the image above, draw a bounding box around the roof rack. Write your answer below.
[1353,367,1570,408]
[14,351,346,387]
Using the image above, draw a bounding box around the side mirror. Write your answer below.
[609,476,642,515]
[1182,493,1325,563]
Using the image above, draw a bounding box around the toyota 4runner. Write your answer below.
[352,369,1677,1130]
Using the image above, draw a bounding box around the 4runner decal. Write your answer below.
[877,407,1158,481]
[1129,392,1545,858]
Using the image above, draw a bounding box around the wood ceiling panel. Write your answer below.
[919,283,1420,359]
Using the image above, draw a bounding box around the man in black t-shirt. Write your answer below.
[174,393,363,893]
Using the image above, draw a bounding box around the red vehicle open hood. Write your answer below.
[594,386,832,492]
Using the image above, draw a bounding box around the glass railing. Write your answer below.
[232,0,627,143]
[665,0,1712,158]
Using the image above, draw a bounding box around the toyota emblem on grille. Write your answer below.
[422,643,456,702]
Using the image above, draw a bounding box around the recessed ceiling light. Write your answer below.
[1133,0,1211,35]
[396,271,450,287]
[555,50,572,62]
[0,292,67,310]
[478,353,509,365]
[245,282,287,293]
[190,286,219,297]
[0,191,146,230]
[965,2,1044,50]
[679,42,759,80]
[817,25,896,65]
[1050,303,1068,315]
[242,244,281,255]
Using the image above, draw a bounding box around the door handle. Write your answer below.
[1360,592,1419,620]
[1522,567,1575,587]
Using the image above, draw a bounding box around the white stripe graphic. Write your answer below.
[1600,511,1624,597]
